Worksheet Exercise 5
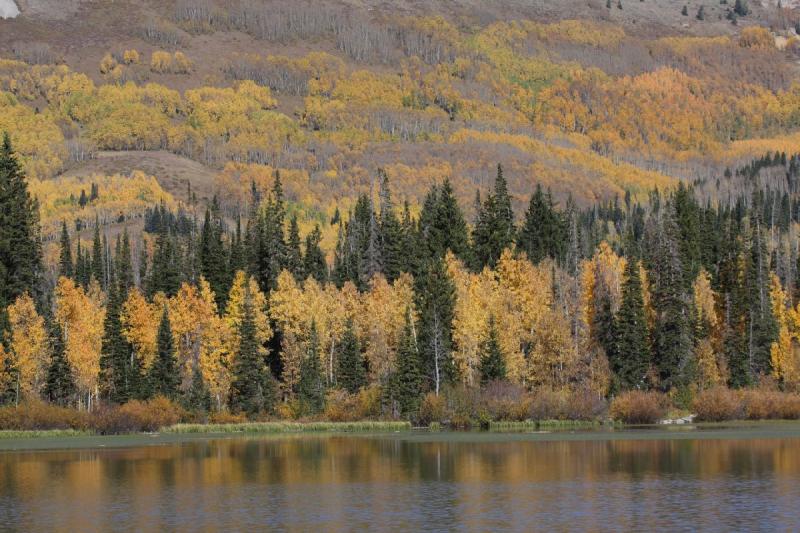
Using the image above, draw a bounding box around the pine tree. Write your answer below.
[58,220,73,279]
[230,289,272,415]
[518,185,565,264]
[298,321,325,413]
[91,217,104,286]
[44,321,76,406]
[393,308,422,416]
[472,164,516,269]
[336,320,366,393]
[613,258,651,390]
[185,362,211,412]
[148,307,180,399]
[98,278,135,403]
[479,315,506,384]
[255,173,287,293]
[418,179,470,263]
[378,171,404,282]
[0,133,42,332]
[303,225,328,283]
[199,202,228,308]
[286,214,303,280]
[415,256,456,394]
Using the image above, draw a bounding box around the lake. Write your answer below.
[2,425,800,531]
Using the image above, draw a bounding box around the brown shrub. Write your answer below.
[693,387,743,422]
[564,388,608,421]
[742,389,800,420]
[209,411,248,425]
[0,401,90,431]
[610,390,667,424]
[417,392,445,426]
[444,385,481,429]
[529,388,568,420]
[93,397,183,434]
[323,389,360,422]
[480,381,530,422]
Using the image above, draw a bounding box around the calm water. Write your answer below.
[2,427,800,531]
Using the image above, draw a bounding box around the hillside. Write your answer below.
[0,0,800,244]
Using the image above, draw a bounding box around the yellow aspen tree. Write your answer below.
[121,288,160,369]
[527,306,575,390]
[54,277,105,409]
[269,270,306,391]
[169,278,219,389]
[770,274,800,389]
[449,255,493,386]
[360,274,414,382]
[7,293,49,398]
[693,269,724,387]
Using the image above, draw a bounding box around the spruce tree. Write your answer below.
[98,278,135,403]
[336,320,366,393]
[415,256,456,394]
[378,172,404,282]
[0,133,42,330]
[199,203,228,308]
[298,321,326,413]
[479,315,506,384]
[91,218,104,286]
[303,225,328,283]
[394,309,422,416]
[255,174,287,293]
[58,220,73,279]
[148,307,180,399]
[286,214,304,280]
[230,290,272,415]
[613,258,651,390]
[518,184,565,264]
[44,321,76,406]
[418,179,470,263]
[185,362,212,412]
[472,164,516,269]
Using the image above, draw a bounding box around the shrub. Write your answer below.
[564,388,607,421]
[323,389,360,422]
[693,387,743,422]
[93,397,183,434]
[445,385,481,429]
[529,388,568,420]
[480,381,530,422]
[209,411,248,425]
[356,385,382,419]
[0,401,90,431]
[417,392,445,426]
[610,390,667,424]
[742,389,800,420]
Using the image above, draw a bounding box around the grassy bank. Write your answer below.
[165,421,412,434]
[488,420,605,432]
[0,429,93,439]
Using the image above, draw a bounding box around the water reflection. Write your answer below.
[1,434,799,531]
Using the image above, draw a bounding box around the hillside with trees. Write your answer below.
[4,0,800,426]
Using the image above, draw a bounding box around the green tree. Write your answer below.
[393,309,422,416]
[472,164,515,269]
[415,256,456,394]
[479,315,506,384]
[613,258,651,389]
[58,221,73,280]
[298,321,326,413]
[230,289,273,415]
[99,278,136,403]
[336,320,366,393]
[44,321,76,406]
[148,307,180,399]
[303,225,328,283]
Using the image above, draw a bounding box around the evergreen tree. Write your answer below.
[91,218,104,286]
[98,279,135,403]
[335,320,366,393]
[745,211,778,379]
[479,315,506,384]
[472,164,516,269]
[148,307,180,399]
[286,214,304,280]
[415,256,456,394]
[0,133,42,331]
[418,179,470,263]
[185,362,211,412]
[44,321,76,406]
[303,225,328,283]
[518,184,565,264]
[298,321,326,413]
[58,220,73,279]
[255,173,287,293]
[199,203,228,307]
[393,308,422,416]
[230,290,273,415]
[613,258,651,390]
[378,171,404,282]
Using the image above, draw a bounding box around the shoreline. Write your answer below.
[2,420,800,452]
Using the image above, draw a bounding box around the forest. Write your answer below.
[3,131,800,429]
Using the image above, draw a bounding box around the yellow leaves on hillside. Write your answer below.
[6,293,49,399]
[54,277,105,403]
[150,51,193,74]
[29,172,175,238]
[0,91,65,179]
[739,27,775,49]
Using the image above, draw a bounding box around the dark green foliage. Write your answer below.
[393,309,423,416]
[298,321,326,413]
[0,133,42,333]
[479,315,506,384]
[286,214,304,280]
[734,0,749,16]
[415,256,456,394]
[303,225,328,283]
[335,320,366,393]
[472,164,515,269]
[199,201,228,307]
[185,362,212,413]
[58,220,73,280]
[253,173,288,293]
[44,321,76,406]
[99,280,137,404]
[518,184,565,264]
[148,307,180,399]
[91,218,104,287]
[418,178,471,263]
[230,290,273,415]
[612,258,651,390]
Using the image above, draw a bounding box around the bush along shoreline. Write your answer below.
[3,384,800,439]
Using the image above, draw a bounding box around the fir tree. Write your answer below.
[479,315,506,384]
[185,362,212,412]
[148,307,180,399]
[613,258,651,390]
[518,185,565,264]
[298,321,326,413]
[98,278,135,403]
[472,164,516,269]
[0,133,42,331]
[303,225,328,283]
[91,217,104,286]
[393,308,422,416]
[199,203,228,308]
[58,220,73,279]
[230,290,272,415]
[286,214,304,280]
[336,320,366,393]
[415,256,456,394]
[44,321,76,406]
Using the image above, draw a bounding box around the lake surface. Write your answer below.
[2,426,800,531]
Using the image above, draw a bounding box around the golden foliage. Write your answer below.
[6,294,49,398]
